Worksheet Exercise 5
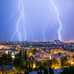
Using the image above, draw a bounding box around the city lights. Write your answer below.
[0,41,74,74]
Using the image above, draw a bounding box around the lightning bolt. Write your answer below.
[11,0,27,41]
[50,0,63,41]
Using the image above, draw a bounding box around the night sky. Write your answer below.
[0,0,74,41]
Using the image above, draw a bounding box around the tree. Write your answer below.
[61,66,74,74]
[13,51,25,71]
[1,53,12,71]
[61,56,68,67]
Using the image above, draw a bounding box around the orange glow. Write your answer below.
[71,61,74,65]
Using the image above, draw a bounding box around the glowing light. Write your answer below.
[5,50,9,54]
[29,52,33,57]
[11,0,27,41]
[11,52,15,59]
[50,0,63,41]
[12,55,15,59]
[71,61,74,65]
[49,55,52,60]
[51,64,61,69]
[69,60,74,65]
[33,63,36,69]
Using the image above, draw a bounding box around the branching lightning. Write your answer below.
[50,0,63,41]
[11,0,27,41]
[11,0,63,41]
